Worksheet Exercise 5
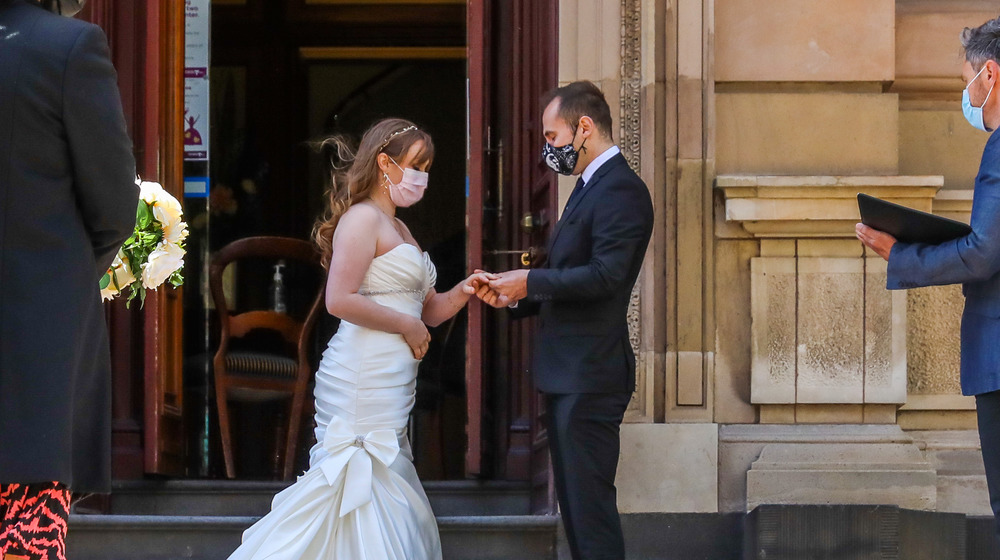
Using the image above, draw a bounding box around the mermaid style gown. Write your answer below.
[228,243,442,560]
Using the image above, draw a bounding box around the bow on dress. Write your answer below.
[319,415,401,517]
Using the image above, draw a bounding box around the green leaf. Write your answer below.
[99,273,111,290]
[137,202,153,229]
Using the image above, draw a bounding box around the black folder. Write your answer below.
[857,193,971,245]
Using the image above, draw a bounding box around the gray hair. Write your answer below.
[962,16,1000,68]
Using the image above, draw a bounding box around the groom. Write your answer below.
[479,81,654,560]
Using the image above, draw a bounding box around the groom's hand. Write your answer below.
[489,269,529,303]
[475,283,510,308]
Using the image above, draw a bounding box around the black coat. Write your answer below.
[517,152,654,394]
[0,0,137,492]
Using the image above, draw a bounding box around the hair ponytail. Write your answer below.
[311,136,357,269]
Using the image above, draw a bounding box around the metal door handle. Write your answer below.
[487,247,546,266]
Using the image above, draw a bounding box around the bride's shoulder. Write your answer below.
[340,202,382,227]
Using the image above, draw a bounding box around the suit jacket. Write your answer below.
[887,130,1000,396]
[0,0,137,492]
[514,153,654,394]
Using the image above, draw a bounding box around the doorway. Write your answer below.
[173,0,559,494]
[182,0,469,481]
[467,0,559,511]
[305,51,469,480]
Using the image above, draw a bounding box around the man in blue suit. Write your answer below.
[857,15,1000,540]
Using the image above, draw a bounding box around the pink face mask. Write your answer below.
[385,158,428,208]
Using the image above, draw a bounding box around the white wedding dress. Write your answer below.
[229,243,443,560]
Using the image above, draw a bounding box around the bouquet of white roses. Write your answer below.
[100,179,189,307]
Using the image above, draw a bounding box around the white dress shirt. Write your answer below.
[580,145,621,187]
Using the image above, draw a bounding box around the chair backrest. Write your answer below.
[209,236,326,370]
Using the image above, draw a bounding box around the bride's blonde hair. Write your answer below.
[312,118,434,269]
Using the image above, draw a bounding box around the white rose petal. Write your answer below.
[141,242,185,289]
[152,200,184,231]
[138,180,164,206]
[153,189,183,220]
[161,219,189,244]
[101,253,136,300]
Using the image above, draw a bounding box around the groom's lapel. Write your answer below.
[547,154,624,251]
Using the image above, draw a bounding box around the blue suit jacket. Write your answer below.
[887,130,1000,395]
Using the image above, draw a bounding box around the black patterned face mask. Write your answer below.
[39,0,86,16]
[542,125,586,175]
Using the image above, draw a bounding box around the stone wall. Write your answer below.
[551,0,999,515]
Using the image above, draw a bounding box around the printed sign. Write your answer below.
[184,0,210,162]
[184,176,210,198]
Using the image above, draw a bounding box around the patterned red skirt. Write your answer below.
[0,483,70,560]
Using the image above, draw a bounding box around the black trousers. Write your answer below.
[977,390,1000,540]
[545,391,632,560]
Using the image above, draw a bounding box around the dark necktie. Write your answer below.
[564,176,585,212]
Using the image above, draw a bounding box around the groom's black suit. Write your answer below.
[514,151,654,559]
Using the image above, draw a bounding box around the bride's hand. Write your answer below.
[402,317,431,360]
[463,270,498,295]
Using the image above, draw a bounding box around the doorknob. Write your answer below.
[487,246,546,266]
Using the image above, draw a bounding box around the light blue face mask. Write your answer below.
[963,63,995,132]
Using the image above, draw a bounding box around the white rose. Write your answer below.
[142,183,186,243]
[141,241,185,289]
[138,180,164,206]
[153,200,187,243]
[101,253,137,301]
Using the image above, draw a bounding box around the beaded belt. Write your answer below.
[358,288,424,296]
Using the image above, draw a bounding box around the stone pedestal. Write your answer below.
[717,175,944,423]
[617,424,718,513]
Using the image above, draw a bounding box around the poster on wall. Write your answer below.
[184,0,210,163]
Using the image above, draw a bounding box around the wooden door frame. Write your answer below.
[465,0,489,478]
[83,0,186,478]
[141,0,186,476]
[465,0,559,499]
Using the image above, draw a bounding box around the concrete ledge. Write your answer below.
[747,442,936,511]
[716,175,943,238]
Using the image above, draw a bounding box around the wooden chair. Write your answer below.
[209,236,325,480]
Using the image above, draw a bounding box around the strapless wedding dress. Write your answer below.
[228,243,442,560]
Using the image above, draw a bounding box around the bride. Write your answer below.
[228,118,492,560]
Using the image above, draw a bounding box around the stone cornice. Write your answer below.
[716,175,944,238]
[932,188,973,222]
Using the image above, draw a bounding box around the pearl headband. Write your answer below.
[378,126,418,151]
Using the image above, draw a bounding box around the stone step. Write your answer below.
[744,505,1000,560]
[66,514,558,560]
[107,479,531,517]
